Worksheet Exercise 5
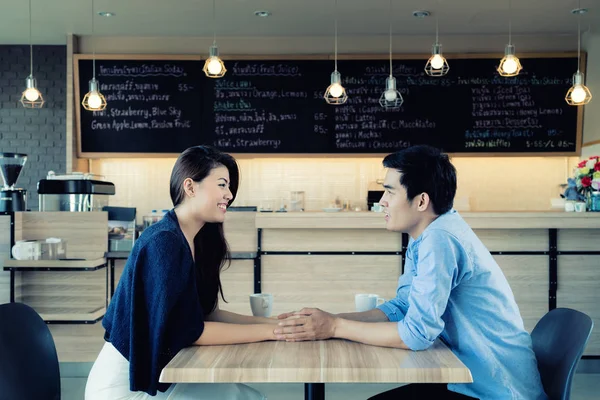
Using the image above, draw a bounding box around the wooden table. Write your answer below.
[160,339,472,400]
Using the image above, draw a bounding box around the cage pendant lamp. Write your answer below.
[82,0,107,111]
[379,0,403,110]
[497,0,522,77]
[203,0,226,78]
[566,4,592,106]
[324,0,347,105]
[20,0,44,109]
[424,15,449,77]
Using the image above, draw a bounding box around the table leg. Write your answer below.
[305,383,325,400]
[110,259,115,297]
[9,270,14,303]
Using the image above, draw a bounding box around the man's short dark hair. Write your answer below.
[382,145,457,215]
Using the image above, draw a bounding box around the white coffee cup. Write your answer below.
[11,240,42,260]
[355,293,385,312]
[250,293,274,317]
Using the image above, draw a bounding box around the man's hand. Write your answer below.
[274,308,337,341]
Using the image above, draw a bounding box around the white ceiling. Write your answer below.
[0,0,598,45]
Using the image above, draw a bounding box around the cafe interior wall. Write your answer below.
[73,32,597,220]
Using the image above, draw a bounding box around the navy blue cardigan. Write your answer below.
[103,209,205,395]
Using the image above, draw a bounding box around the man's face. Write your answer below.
[379,169,421,234]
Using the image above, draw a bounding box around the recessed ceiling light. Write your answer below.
[571,8,588,15]
[98,11,116,17]
[412,10,431,18]
[254,10,271,17]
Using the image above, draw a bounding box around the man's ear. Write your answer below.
[417,192,431,212]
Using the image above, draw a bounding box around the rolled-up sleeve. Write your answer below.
[377,268,412,322]
[397,230,468,351]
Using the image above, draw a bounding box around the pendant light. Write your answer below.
[379,0,402,109]
[324,0,347,105]
[424,13,449,77]
[82,0,107,111]
[203,0,226,78]
[565,4,592,106]
[497,0,522,77]
[20,0,44,109]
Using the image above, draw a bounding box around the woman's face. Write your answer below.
[185,165,233,224]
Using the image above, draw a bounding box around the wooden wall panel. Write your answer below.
[262,229,402,252]
[0,215,12,304]
[224,212,257,252]
[262,255,400,316]
[557,255,600,355]
[558,229,600,251]
[493,255,549,333]
[474,229,548,252]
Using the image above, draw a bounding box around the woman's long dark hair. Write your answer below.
[169,145,239,313]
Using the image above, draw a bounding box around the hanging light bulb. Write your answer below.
[380,0,403,109]
[498,0,522,77]
[379,76,403,109]
[566,5,592,106]
[324,0,347,105]
[203,0,226,78]
[82,0,107,111]
[82,78,107,111]
[498,45,522,76]
[325,71,347,104]
[203,44,226,78]
[424,14,449,77]
[20,0,44,109]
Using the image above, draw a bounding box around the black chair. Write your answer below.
[531,307,593,400]
[0,302,61,400]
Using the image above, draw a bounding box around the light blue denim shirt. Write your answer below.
[378,210,547,400]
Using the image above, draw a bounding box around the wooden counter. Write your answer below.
[256,211,600,229]
[255,211,600,356]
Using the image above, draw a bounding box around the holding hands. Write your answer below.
[273,308,337,342]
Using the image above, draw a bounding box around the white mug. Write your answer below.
[11,240,42,260]
[355,293,385,312]
[250,293,274,317]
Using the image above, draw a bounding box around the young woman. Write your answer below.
[86,146,277,399]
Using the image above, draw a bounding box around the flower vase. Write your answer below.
[587,191,600,212]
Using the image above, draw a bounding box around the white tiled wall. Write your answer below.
[91,155,579,224]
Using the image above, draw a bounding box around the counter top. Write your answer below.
[255,211,600,229]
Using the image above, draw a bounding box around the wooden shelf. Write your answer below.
[3,257,106,270]
[34,305,106,323]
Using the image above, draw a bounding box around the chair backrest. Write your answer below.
[531,307,593,400]
[0,302,61,400]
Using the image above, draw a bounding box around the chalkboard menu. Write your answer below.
[75,55,583,156]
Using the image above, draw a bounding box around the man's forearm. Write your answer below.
[336,308,389,322]
[333,319,409,349]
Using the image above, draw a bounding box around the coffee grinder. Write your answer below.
[0,153,28,212]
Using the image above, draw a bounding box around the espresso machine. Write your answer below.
[0,153,28,212]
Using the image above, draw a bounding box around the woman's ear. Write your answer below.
[182,178,195,197]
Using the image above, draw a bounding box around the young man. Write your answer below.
[275,145,547,400]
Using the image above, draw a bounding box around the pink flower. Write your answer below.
[581,176,592,187]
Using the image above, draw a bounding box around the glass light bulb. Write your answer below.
[87,92,102,109]
[384,89,397,101]
[430,54,444,70]
[24,87,40,101]
[502,56,518,74]
[328,83,344,98]
[207,57,224,75]
[570,85,587,104]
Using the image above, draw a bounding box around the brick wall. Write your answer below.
[0,45,66,211]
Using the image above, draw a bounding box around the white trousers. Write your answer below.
[85,342,266,400]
